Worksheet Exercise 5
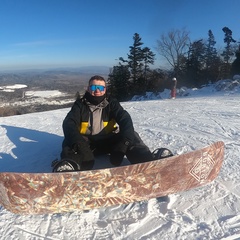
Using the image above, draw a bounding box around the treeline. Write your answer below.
[107,27,240,101]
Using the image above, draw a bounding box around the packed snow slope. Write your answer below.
[0,77,240,239]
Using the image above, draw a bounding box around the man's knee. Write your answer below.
[126,146,153,164]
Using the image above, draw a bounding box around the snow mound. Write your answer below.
[132,77,240,100]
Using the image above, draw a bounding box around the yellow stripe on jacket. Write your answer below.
[79,119,117,135]
[79,122,88,134]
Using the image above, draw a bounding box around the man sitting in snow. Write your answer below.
[53,75,173,172]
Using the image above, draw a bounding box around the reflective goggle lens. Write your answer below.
[90,85,105,91]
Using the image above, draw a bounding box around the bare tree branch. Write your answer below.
[156,28,190,71]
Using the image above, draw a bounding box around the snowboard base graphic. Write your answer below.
[0,141,224,214]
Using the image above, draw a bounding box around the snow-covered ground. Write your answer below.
[0,84,27,92]
[0,83,72,108]
[0,77,240,239]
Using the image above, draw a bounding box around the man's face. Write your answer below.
[88,79,106,96]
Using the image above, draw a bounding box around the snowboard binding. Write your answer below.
[52,159,81,172]
[152,148,173,160]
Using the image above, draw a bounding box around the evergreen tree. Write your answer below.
[142,47,155,80]
[205,30,218,67]
[146,69,167,92]
[186,40,206,87]
[204,30,222,82]
[108,65,130,101]
[127,33,144,84]
[231,44,240,75]
[222,27,236,64]
[119,33,155,95]
[221,27,236,78]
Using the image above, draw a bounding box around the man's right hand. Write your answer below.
[72,141,94,162]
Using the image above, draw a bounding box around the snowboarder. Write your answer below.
[170,77,177,99]
[53,75,172,172]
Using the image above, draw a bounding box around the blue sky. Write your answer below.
[0,0,239,71]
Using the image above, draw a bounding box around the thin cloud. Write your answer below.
[12,39,69,47]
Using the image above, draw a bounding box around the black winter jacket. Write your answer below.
[62,95,135,148]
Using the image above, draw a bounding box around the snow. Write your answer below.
[0,84,72,108]
[24,90,64,98]
[0,84,62,97]
[5,84,28,89]
[0,84,27,92]
[0,77,240,239]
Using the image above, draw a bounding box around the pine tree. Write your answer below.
[231,44,240,76]
[205,30,218,68]
[128,33,144,84]
[204,30,221,82]
[108,65,130,101]
[222,27,236,64]
[142,47,155,80]
[119,33,155,95]
[221,27,236,78]
[186,40,206,87]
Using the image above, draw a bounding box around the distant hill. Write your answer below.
[0,66,111,89]
[0,66,111,75]
[0,66,111,116]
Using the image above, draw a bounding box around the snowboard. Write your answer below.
[0,141,224,215]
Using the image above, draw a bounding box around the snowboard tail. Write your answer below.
[0,141,224,214]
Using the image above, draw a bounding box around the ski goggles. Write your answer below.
[89,85,106,91]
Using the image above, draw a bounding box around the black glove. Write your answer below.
[72,141,94,162]
[112,139,131,154]
[110,139,131,166]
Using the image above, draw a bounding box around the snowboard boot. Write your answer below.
[152,148,173,160]
[52,159,81,172]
